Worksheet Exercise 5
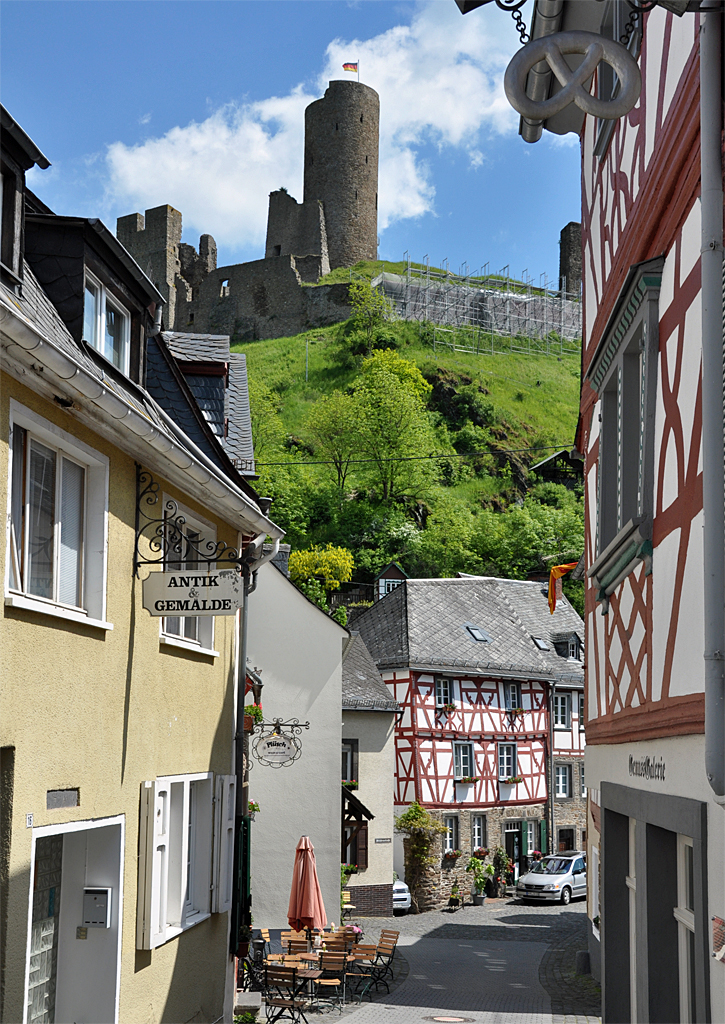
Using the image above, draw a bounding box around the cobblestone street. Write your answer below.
[341,895,601,1024]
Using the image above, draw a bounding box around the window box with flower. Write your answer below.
[443,849,462,861]
[343,779,358,790]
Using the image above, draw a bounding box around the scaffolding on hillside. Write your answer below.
[372,257,582,357]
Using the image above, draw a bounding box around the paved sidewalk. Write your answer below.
[341,896,601,1024]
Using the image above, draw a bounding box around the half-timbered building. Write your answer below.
[354,577,585,905]
[478,0,725,1019]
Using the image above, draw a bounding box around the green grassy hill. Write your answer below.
[231,287,584,608]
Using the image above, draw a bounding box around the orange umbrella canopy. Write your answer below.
[287,836,327,933]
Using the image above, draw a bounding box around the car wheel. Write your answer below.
[560,886,572,906]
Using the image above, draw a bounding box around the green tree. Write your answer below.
[410,490,480,578]
[305,391,360,489]
[394,802,446,914]
[348,280,394,356]
[247,377,287,461]
[472,495,584,579]
[353,370,440,501]
[359,350,432,404]
[288,544,354,592]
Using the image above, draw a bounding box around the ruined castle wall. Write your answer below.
[174,255,351,343]
[304,81,379,269]
[265,191,330,276]
[117,205,184,328]
[559,221,582,296]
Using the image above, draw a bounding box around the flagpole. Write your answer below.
[358,59,360,83]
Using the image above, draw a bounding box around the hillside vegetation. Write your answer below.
[232,281,584,612]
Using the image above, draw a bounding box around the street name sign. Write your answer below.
[142,569,243,616]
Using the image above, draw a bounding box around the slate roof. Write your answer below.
[146,335,227,470]
[354,577,584,683]
[342,634,398,712]
[161,332,256,475]
[164,332,231,364]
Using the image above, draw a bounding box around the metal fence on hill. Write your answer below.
[372,258,582,357]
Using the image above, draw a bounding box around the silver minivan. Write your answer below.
[515,851,587,905]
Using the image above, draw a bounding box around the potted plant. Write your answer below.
[471,847,489,859]
[448,880,461,909]
[443,848,462,861]
[491,846,512,898]
[466,855,494,905]
[458,776,479,784]
[247,800,260,821]
[244,703,264,731]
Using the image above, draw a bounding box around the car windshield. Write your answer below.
[530,858,573,874]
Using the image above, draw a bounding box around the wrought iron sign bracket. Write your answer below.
[133,464,243,578]
[251,718,311,769]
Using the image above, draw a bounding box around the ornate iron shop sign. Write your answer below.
[251,719,310,768]
[142,569,243,616]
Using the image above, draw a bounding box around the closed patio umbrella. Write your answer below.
[287,835,327,940]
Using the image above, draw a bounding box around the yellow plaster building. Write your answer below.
[0,108,282,1024]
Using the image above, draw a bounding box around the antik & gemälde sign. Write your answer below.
[142,569,243,616]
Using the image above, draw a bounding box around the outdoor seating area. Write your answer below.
[239,926,401,1017]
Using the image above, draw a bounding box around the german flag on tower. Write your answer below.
[342,62,358,72]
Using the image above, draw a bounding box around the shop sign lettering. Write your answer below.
[628,754,666,781]
[142,569,243,616]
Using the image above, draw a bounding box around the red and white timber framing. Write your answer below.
[382,670,583,809]
[580,7,704,745]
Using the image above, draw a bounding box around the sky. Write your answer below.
[2,0,581,284]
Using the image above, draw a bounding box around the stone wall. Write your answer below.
[117,205,185,327]
[559,221,582,296]
[404,803,548,912]
[173,254,351,342]
[264,191,330,277]
[552,754,587,851]
[342,882,393,918]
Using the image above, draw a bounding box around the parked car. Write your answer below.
[393,878,411,914]
[515,851,586,905]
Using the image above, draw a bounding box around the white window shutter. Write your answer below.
[137,780,170,949]
[213,775,235,914]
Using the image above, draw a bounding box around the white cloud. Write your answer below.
[105,1,520,253]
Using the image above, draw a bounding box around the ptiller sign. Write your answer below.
[142,569,243,617]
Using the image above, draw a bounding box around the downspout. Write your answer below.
[700,2,725,798]
[147,301,163,338]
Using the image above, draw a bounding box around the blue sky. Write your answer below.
[3,0,580,284]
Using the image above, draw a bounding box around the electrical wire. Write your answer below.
[255,442,573,468]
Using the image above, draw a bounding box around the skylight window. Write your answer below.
[464,623,491,643]
[532,637,550,651]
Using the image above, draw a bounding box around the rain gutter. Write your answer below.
[699,2,725,797]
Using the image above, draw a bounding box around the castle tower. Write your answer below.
[303,80,379,270]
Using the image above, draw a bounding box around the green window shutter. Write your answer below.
[540,819,547,854]
[521,823,530,856]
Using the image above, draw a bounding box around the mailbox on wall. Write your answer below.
[82,888,112,928]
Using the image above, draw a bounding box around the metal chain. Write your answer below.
[495,0,529,45]
[621,1,657,45]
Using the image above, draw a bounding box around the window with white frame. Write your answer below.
[136,772,235,949]
[553,693,571,729]
[472,814,486,851]
[498,743,516,780]
[83,271,131,374]
[568,637,579,660]
[504,682,521,710]
[453,742,474,780]
[7,403,108,623]
[342,739,358,785]
[443,815,458,853]
[555,763,572,798]
[161,501,216,652]
[435,677,451,708]
[675,834,696,1024]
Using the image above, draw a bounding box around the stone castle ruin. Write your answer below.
[118,80,380,342]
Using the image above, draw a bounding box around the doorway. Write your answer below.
[25,819,123,1024]
[504,822,522,881]
[558,827,575,852]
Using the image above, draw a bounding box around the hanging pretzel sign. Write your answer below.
[504,30,641,122]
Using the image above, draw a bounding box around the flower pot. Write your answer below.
[236,941,250,958]
[472,893,486,906]
[243,714,255,732]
